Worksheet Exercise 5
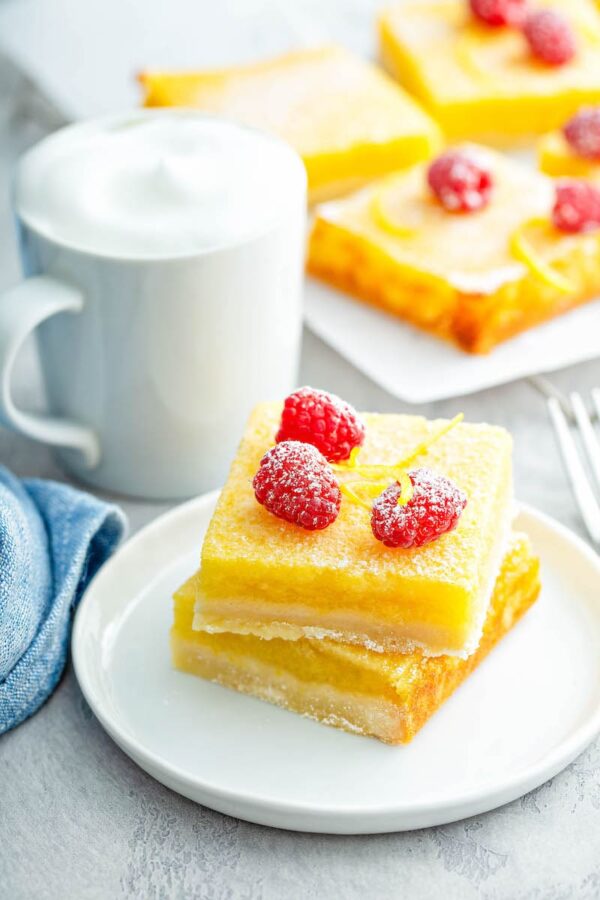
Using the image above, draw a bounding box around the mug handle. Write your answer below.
[0,275,100,467]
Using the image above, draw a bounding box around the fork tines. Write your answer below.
[546,389,600,547]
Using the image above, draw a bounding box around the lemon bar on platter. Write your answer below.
[139,45,442,203]
[193,401,513,658]
[173,532,539,744]
[308,144,600,353]
[378,0,600,143]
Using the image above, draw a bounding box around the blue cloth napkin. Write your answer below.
[0,466,126,734]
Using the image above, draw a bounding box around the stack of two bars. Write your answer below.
[172,397,540,744]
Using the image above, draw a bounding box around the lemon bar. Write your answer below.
[194,403,513,658]
[539,130,600,181]
[174,533,539,744]
[139,45,441,203]
[379,0,600,143]
[308,144,600,353]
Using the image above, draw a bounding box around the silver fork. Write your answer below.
[530,375,600,547]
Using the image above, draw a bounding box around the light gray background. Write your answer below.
[1,43,600,900]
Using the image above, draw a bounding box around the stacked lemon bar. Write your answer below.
[172,389,540,744]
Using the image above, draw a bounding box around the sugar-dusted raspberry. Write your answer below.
[523,10,576,66]
[253,440,341,530]
[564,109,600,161]
[552,180,600,234]
[371,468,467,549]
[469,0,528,28]
[276,386,366,463]
[427,151,493,213]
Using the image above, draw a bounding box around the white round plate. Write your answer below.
[72,493,600,834]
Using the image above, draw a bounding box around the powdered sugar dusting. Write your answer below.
[564,108,600,160]
[553,180,600,233]
[276,385,365,462]
[523,9,577,66]
[427,150,493,213]
[371,467,468,548]
[253,440,341,530]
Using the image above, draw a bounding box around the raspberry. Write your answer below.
[469,0,528,28]
[552,180,600,234]
[276,386,365,463]
[371,468,467,549]
[523,10,576,66]
[427,151,493,213]
[564,108,600,161]
[253,440,341,530]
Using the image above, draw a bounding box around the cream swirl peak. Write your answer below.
[15,111,306,258]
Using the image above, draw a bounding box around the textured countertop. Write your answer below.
[1,45,600,900]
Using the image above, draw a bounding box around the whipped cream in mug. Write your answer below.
[3,111,306,498]
[15,112,305,258]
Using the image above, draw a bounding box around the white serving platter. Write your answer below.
[72,491,600,834]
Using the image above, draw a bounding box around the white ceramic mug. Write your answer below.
[0,111,306,499]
